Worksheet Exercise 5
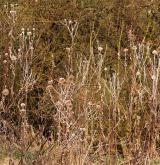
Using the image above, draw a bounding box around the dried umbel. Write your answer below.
[2,88,9,96]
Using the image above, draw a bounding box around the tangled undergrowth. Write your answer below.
[0,1,160,165]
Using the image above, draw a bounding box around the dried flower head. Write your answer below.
[136,71,141,76]
[2,88,9,96]
[20,103,26,108]
[3,60,7,64]
[151,75,156,80]
[69,20,72,24]
[66,47,71,53]
[80,128,85,131]
[104,67,107,71]
[10,10,16,15]
[152,50,158,56]
[96,104,101,109]
[27,31,32,36]
[48,80,53,85]
[5,53,8,57]
[30,46,34,50]
[128,29,135,41]
[148,10,151,15]
[124,48,128,52]
[88,101,93,106]
[98,46,103,52]
[65,100,72,108]
[132,45,137,50]
[10,4,14,8]
[58,78,66,85]
[10,55,17,61]
[46,80,53,90]
[21,108,26,113]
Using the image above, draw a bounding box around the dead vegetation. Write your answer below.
[0,0,160,165]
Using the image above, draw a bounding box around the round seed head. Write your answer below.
[124,48,128,52]
[3,60,7,64]
[65,100,72,108]
[98,46,103,52]
[5,53,8,57]
[48,80,53,85]
[152,50,158,56]
[132,45,137,50]
[2,88,9,96]
[58,78,66,85]
[66,47,71,53]
[27,31,32,36]
[10,55,17,61]
[20,103,26,108]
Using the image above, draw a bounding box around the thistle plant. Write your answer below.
[0,1,160,165]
